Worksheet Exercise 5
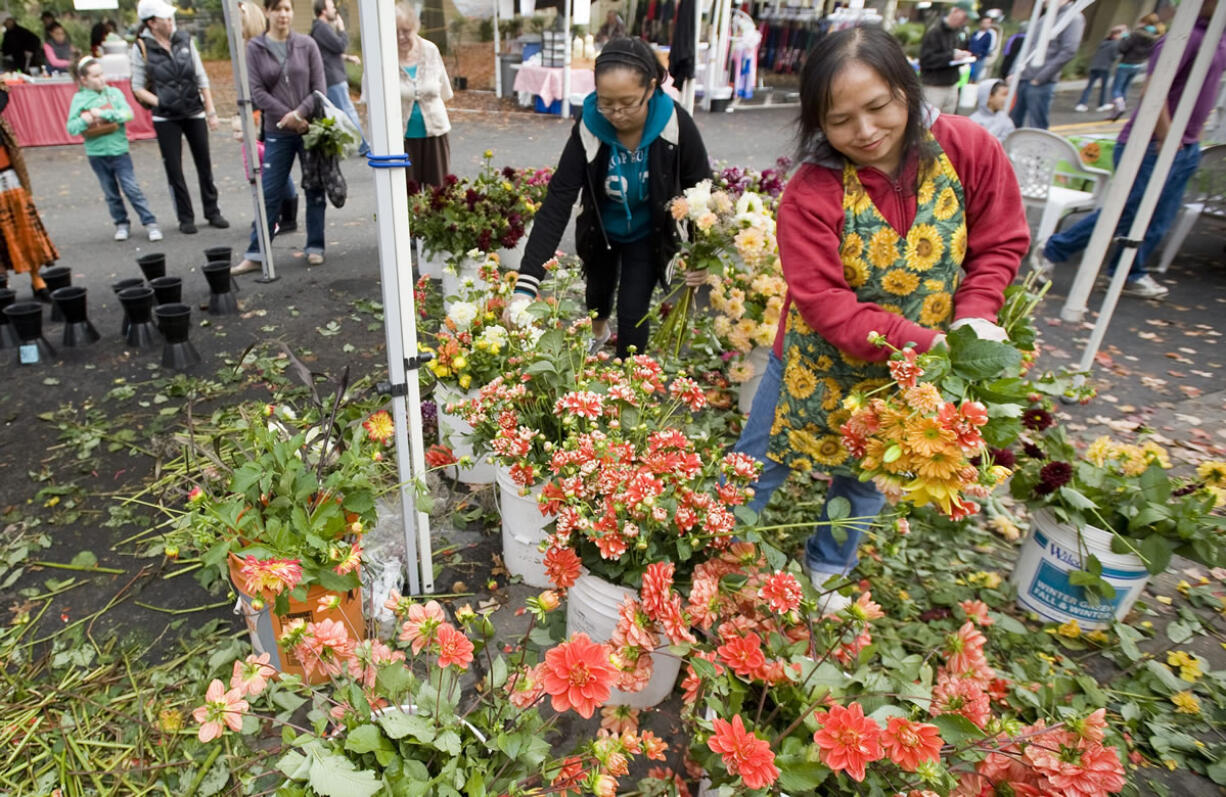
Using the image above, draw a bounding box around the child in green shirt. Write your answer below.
[66,57,162,242]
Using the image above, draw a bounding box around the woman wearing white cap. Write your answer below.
[130,0,228,235]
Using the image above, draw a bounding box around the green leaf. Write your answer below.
[931,713,985,746]
[277,749,311,780]
[69,550,97,568]
[1139,534,1173,575]
[1207,759,1226,785]
[1058,486,1098,511]
[826,497,850,521]
[950,335,1023,380]
[308,751,382,797]
[1144,659,1184,694]
[882,445,902,464]
[490,656,508,690]
[344,725,389,755]
[378,711,435,743]
[1113,623,1144,662]
[434,729,462,756]
[776,758,828,792]
[1166,620,1194,645]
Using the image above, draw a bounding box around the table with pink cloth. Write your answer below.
[512,64,597,107]
[2,79,155,148]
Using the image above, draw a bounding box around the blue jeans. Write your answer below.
[1010,80,1056,130]
[245,133,326,261]
[734,351,886,576]
[326,81,369,155]
[1112,63,1142,102]
[88,153,157,227]
[1044,141,1201,279]
[1078,69,1110,108]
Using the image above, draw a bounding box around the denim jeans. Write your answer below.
[1044,141,1201,280]
[734,351,886,575]
[244,133,326,261]
[1112,63,1142,102]
[326,81,369,155]
[1010,80,1056,130]
[88,153,157,227]
[1078,69,1110,108]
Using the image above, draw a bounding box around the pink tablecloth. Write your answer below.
[512,65,597,107]
[3,79,156,148]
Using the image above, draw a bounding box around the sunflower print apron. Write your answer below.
[767,139,966,472]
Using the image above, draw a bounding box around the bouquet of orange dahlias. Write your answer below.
[839,331,1016,521]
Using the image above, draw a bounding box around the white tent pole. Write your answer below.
[222,0,276,281]
[358,0,434,595]
[1030,0,1059,70]
[1003,0,1048,115]
[1066,0,1222,369]
[1004,0,1095,124]
[494,0,502,98]
[562,0,573,118]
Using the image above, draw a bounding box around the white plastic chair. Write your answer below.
[1154,144,1226,273]
[1003,128,1112,247]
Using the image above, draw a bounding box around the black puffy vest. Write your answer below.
[142,30,204,119]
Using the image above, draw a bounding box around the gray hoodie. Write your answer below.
[969,80,1014,142]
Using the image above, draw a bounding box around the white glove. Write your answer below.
[503,293,533,328]
[684,268,709,288]
[950,317,1008,342]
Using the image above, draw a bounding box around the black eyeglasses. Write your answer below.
[596,88,651,117]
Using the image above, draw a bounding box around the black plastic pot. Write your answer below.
[52,286,101,346]
[0,270,7,290]
[202,261,239,316]
[0,288,18,349]
[454,76,468,90]
[150,275,183,306]
[203,246,232,265]
[119,286,160,348]
[112,277,146,336]
[154,303,200,369]
[41,265,72,322]
[137,253,166,281]
[3,300,55,364]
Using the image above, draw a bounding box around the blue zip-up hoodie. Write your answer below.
[582,90,674,243]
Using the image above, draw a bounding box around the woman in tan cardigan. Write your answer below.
[396,2,452,191]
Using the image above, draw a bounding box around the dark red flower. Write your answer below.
[405,179,420,196]
[1021,408,1054,431]
[1035,461,1073,495]
[477,229,494,251]
[1022,442,1046,460]
[989,447,1016,469]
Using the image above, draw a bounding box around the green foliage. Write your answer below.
[200,23,230,60]
[477,17,494,42]
[304,115,357,158]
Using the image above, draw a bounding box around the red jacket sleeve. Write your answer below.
[934,115,1028,323]
[775,164,940,363]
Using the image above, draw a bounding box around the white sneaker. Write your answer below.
[114,224,130,242]
[1029,241,1055,282]
[809,569,853,616]
[1115,97,1126,112]
[1074,103,1088,112]
[589,326,611,355]
[1122,274,1169,300]
[1096,103,1115,112]
[147,224,163,242]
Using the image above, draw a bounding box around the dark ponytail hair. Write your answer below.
[795,26,933,179]
[594,36,667,89]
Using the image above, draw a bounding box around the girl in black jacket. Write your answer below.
[509,37,711,359]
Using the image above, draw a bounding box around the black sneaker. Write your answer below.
[33,287,52,304]
[207,215,230,229]
[179,221,198,234]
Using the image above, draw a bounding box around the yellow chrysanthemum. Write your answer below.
[815,354,834,371]
[868,227,902,270]
[813,435,849,467]
[882,268,920,296]
[843,257,870,288]
[841,232,864,262]
[950,224,968,264]
[1197,460,1226,489]
[905,417,959,458]
[1085,437,1114,466]
[784,361,818,400]
[934,186,960,221]
[1172,691,1201,715]
[1167,650,1204,683]
[920,292,953,326]
[915,449,962,481]
[818,377,843,411]
[904,224,944,273]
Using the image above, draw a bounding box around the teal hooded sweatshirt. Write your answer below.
[582,90,674,243]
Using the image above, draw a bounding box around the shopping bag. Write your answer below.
[311,90,361,159]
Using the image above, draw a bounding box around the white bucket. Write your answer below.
[441,255,488,311]
[736,346,771,415]
[416,238,445,279]
[435,384,496,485]
[566,572,682,708]
[496,466,551,588]
[1011,509,1151,630]
[497,222,532,272]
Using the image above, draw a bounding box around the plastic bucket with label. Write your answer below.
[1011,509,1151,630]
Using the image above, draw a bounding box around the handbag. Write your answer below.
[81,98,119,139]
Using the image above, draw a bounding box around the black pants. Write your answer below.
[154,117,219,224]
[584,235,656,359]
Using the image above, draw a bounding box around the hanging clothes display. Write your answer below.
[755,7,821,75]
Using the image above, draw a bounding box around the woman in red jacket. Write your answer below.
[736,25,1028,609]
